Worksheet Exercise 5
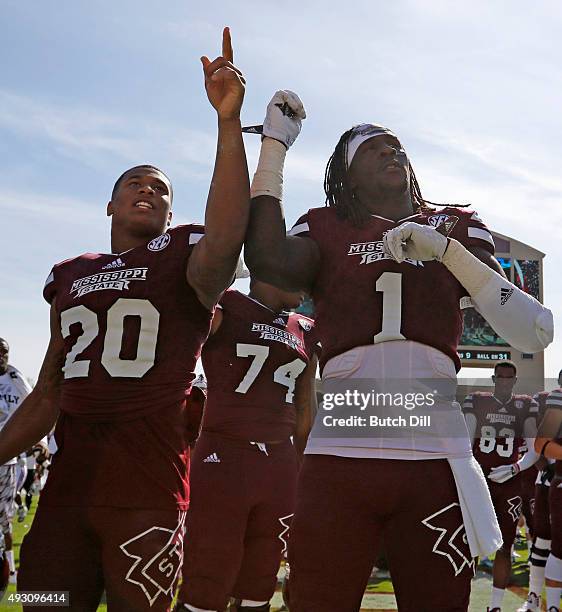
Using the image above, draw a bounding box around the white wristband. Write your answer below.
[250,137,287,201]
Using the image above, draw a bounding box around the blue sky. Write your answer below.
[2,0,562,381]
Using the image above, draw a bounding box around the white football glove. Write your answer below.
[262,90,306,149]
[487,463,520,483]
[383,222,448,263]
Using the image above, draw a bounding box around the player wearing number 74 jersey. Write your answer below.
[0,28,249,612]
[244,92,553,611]
[177,281,317,612]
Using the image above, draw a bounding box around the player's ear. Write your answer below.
[492,375,496,384]
[107,201,114,217]
[167,209,173,227]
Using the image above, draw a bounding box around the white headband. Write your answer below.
[346,124,398,169]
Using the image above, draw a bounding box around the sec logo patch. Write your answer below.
[148,234,171,252]
[428,214,450,227]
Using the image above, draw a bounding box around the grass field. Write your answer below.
[0,503,533,611]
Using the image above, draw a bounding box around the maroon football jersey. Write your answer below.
[463,392,539,474]
[41,224,212,510]
[544,388,562,476]
[534,391,551,426]
[289,207,494,371]
[201,290,316,440]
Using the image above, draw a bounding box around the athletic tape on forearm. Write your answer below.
[442,240,553,353]
[250,137,287,200]
[517,441,539,471]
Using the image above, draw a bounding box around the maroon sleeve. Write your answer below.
[302,317,319,359]
[186,223,205,251]
[288,211,312,238]
[448,208,495,255]
[462,394,475,417]
[43,266,57,304]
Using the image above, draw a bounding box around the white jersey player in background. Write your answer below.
[0,338,32,582]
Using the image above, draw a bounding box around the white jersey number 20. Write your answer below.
[60,298,159,379]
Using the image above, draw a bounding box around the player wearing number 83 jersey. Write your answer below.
[463,391,538,475]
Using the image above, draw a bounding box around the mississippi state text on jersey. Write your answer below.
[201,290,316,440]
[463,392,538,474]
[41,224,212,510]
[289,207,494,371]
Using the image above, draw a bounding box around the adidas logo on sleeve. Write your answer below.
[203,453,221,463]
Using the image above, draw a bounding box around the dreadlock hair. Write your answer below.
[323,128,469,227]
[111,165,173,202]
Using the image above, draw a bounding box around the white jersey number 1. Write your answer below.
[373,272,406,343]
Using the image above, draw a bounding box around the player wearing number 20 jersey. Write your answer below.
[40,223,208,510]
[178,286,317,612]
[0,34,250,609]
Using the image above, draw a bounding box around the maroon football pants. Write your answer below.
[520,468,536,539]
[533,482,551,541]
[288,455,474,612]
[179,433,297,610]
[488,476,523,550]
[551,480,562,558]
[18,504,185,611]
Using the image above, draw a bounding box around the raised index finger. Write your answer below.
[222,26,233,62]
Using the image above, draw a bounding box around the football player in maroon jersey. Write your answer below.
[0,28,249,612]
[519,373,562,612]
[463,361,540,612]
[175,278,317,612]
[243,92,553,611]
[534,381,562,612]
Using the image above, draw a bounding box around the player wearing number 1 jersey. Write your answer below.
[463,361,539,612]
[176,281,317,612]
[244,91,552,611]
[0,29,249,612]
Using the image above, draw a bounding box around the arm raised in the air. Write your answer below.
[0,301,62,465]
[187,28,250,310]
[244,91,320,292]
[246,195,320,292]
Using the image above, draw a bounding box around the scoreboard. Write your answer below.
[457,350,511,362]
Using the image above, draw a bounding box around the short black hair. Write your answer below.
[494,360,517,376]
[0,338,8,348]
[111,165,173,201]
